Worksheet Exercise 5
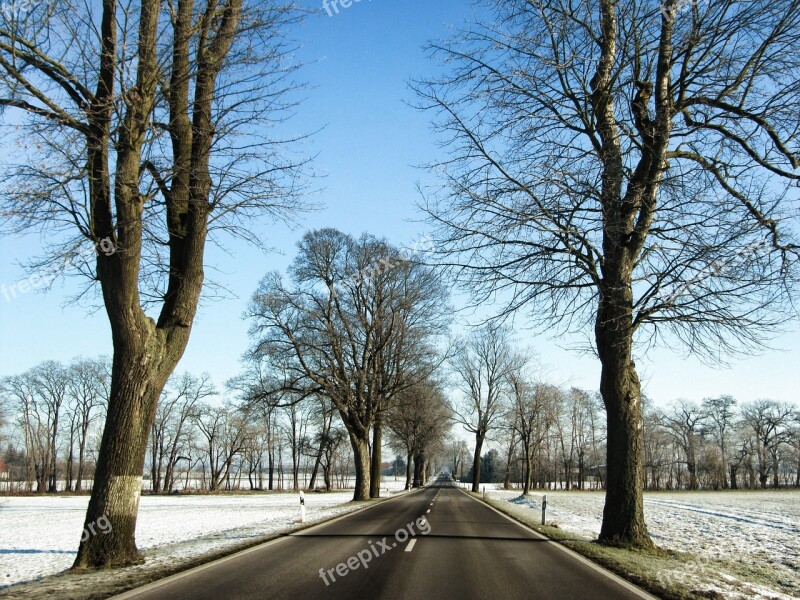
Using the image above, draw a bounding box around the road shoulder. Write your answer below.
[0,491,413,600]
[466,489,734,600]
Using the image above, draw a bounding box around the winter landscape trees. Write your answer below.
[0,0,308,568]
[416,0,800,547]
[0,0,798,585]
[245,229,451,501]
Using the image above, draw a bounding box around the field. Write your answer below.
[484,486,800,600]
[0,477,409,590]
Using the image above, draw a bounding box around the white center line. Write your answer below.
[405,539,417,552]
[426,509,431,513]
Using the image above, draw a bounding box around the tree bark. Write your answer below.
[413,452,425,488]
[369,418,382,498]
[523,449,532,496]
[74,344,176,567]
[596,287,653,548]
[350,433,371,501]
[471,434,484,493]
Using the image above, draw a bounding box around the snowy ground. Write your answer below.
[484,486,800,599]
[0,478,409,589]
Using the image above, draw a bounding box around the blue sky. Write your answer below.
[1,0,798,407]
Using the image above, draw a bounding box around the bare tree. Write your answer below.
[659,401,707,490]
[386,379,451,489]
[741,399,794,488]
[2,370,49,492]
[448,438,470,482]
[304,395,336,491]
[702,395,737,488]
[451,325,514,492]
[193,402,249,491]
[416,0,800,546]
[149,372,214,493]
[246,229,449,500]
[31,361,69,493]
[508,369,559,495]
[66,357,110,492]
[0,0,307,567]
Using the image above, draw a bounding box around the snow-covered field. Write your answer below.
[484,486,800,599]
[0,478,408,589]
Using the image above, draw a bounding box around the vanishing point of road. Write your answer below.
[115,475,656,600]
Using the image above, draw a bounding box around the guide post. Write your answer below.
[300,491,305,523]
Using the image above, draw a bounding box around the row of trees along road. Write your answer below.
[0,366,365,495]
[386,378,452,489]
[646,397,800,490]
[1,0,798,571]
[1,358,110,493]
[0,1,308,568]
[446,355,800,492]
[244,228,451,501]
[415,0,800,548]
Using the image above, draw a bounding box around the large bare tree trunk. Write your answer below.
[74,348,177,567]
[413,452,426,488]
[596,281,653,549]
[71,0,242,568]
[350,434,371,501]
[369,418,382,498]
[471,434,484,493]
[523,446,532,496]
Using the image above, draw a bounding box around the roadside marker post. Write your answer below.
[300,491,306,523]
[541,494,547,525]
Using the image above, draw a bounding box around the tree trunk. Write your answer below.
[73,350,174,568]
[369,419,382,498]
[49,417,59,493]
[307,437,324,490]
[405,451,413,490]
[268,447,275,490]
[523,448,532,495]
[413,452,425,488]
[687,461,698,491]
[503,434,516,490]
[76,420,90,492]
[471,434,484,493]
[350,433,371,501]
[596,283,653,549]
[66,441,75,492]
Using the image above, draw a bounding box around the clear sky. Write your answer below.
[1,0,798,408]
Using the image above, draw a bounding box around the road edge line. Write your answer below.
[456,486,659,600]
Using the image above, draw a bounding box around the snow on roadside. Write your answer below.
[484,487,800,600]
[0,490,363,588]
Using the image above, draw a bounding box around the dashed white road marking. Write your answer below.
[405,539,417,552]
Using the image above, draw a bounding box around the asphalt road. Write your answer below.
[116,475,656,600]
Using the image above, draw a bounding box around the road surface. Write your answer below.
[116,475,655,600]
